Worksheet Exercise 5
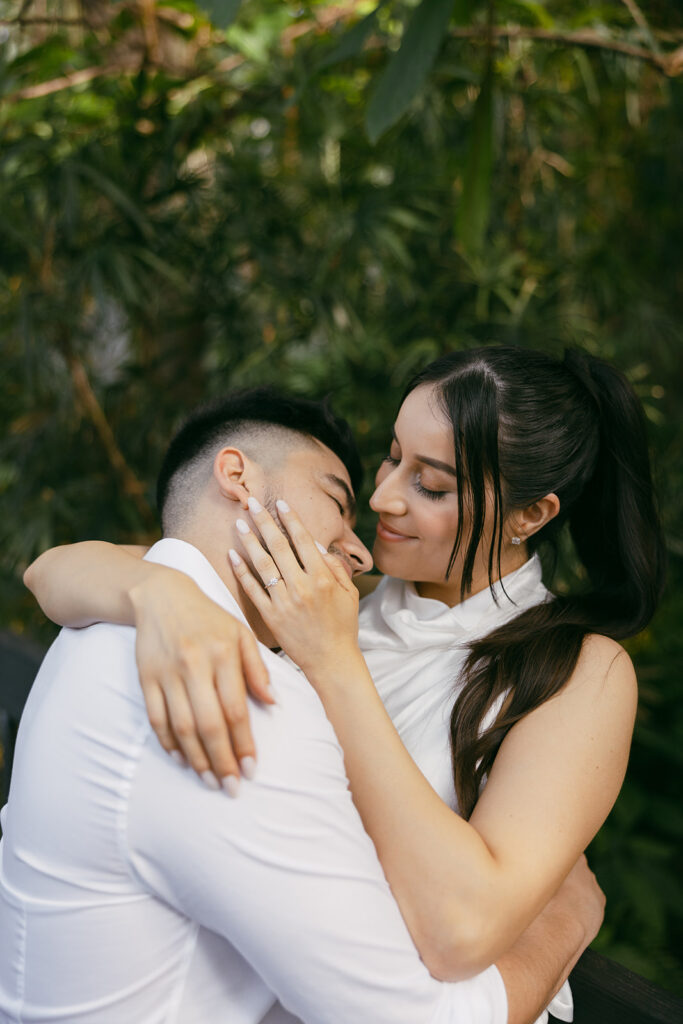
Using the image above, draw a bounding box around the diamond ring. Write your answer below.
[264,576,283,590]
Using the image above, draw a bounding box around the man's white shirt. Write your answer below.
[0,539,507,1024]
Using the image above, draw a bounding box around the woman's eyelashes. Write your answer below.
[415,478,447,501]
[383,453,448,502]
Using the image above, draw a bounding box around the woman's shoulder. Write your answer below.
[565,633,637,708]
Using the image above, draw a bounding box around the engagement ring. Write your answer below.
[264,576,283,589]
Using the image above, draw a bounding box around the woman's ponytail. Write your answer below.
[563,350,665,637]
[406,346,666,818]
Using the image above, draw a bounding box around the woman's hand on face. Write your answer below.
[130,570,274,793]
[229,498,361,681]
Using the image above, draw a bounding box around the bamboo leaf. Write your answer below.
[456,63,494,256]
[318,1,391,70]
[365,0,455,144]
[72,162,153,240]
[201,0,243,30]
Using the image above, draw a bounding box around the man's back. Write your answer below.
[0,614,275,1023]
[0,539,506,1024]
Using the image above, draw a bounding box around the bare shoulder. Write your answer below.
[565,632,637,713]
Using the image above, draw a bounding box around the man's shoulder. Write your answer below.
[29,619,142,723]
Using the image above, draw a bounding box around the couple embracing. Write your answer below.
[1,346,664,1023]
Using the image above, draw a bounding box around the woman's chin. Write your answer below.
[372,541,418,580]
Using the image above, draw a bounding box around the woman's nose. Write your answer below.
[370,471,407,517]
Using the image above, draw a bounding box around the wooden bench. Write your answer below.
[1,630,681,1022]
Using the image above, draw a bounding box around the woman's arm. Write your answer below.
[305,634,633,980]
[230,501,636,980]
[497,854,605,1024]
[24,542,273,785]
[26,542,154,626]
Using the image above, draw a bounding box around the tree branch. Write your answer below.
[65,352,157,530]
[0,17,86,25]
[6,63,131,102]
[447,25,682,75]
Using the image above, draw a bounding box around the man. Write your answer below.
[1,389,600,1023]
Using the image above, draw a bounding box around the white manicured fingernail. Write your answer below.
[170,750,187,768]
[236,518,250,535]
[228,548,241,566]
[315,541,328,555]
[240,756,256,780]
[276,499,290,514]
[247,497,263,514]
[201,771,220,791]
[222,774,240,797]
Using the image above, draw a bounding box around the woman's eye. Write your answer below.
[415,479,447,501]
[383,454,400,466]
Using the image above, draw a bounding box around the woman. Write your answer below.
[25,347,665,1016]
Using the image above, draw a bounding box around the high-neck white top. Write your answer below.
[358,555,549,812]
[357,555,572,1024]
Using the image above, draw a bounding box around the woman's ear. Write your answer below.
[213,448,252,509]
[512,493,561,542]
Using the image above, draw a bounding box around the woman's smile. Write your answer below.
[375,518,415,542]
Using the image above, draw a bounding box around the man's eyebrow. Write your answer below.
[391,429,457,478]
[323,474,357,518]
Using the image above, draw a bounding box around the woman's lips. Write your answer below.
[376,519,414,542]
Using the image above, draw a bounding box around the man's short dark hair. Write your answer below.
[156,387,363,532]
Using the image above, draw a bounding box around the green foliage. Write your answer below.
[365,0,456,142]
[1,0,682,992]
[202,0,242,29]
[456,58,494,255]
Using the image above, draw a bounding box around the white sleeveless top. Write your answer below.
[358,555,549,811]
[357,555,573,1023]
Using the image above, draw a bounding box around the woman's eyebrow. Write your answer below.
[417,456,457,478]
[322,474,356,518]
[391,429,457,478]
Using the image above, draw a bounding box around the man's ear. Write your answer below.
[213,447,252,509]
[511,493,561,542]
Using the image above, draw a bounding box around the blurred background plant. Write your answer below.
[1,0,681,992]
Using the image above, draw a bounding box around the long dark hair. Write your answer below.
[404,346,666,818]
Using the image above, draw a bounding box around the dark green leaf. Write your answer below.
[365,0,456,144]
[201,0,242,30]
[318,1,390,70]
[456,63,494,256]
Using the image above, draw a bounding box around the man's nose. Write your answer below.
[343,529,374,576]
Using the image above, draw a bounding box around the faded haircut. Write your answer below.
[156,387,363,535]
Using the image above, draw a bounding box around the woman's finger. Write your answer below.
[229,548,274,612]
[214,648,259,784]
[164,673,216,782]
[140,675,177,752]
[246,497,302,580]
[276,501,353,585]
[234,518,288,597]
[183,653,243,794]
[239,628,275,704]
[318,549,355,591]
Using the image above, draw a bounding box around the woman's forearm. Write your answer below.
[24,541,176,627]
[307,639,632,980]
[307,650,505,978]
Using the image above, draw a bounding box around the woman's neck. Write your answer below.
[415,545,530,607]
